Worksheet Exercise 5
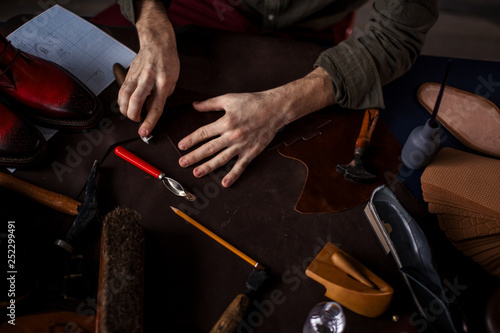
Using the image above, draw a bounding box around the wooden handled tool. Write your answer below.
[0,171,80,215]
[354,108,379,152]
[211,268,268,333]
[336,108,380,184]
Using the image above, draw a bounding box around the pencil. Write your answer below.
[170,206,265,271]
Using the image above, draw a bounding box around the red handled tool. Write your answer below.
[114,146,196,201]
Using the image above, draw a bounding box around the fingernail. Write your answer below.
[139,128,148,137]
[179,158,187,167]
[222,178,230,187]
[178,143,186,150]
[194,169,203,177]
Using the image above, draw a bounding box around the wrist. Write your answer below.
[135,0,173,44]
[274,67,336,125]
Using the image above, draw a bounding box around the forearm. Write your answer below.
[315,0,438,110]
[117,0,180,136]
[135,0,175,47]
[271,67,336,127]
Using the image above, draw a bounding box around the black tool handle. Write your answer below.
[210,294,250,333]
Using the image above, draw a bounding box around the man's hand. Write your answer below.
[178,92,287,187]
[118,0,179,137]
[178,67,336,187]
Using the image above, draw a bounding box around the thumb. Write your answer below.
[193,96,226,112]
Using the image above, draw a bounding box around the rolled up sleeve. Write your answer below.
[116,0,137,24]
[315,0,438,110]
[116,0,173,24]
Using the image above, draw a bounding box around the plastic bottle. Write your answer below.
[303,301,346,333]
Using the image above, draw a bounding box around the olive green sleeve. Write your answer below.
[115,0,172,24]
[315,0,438,110]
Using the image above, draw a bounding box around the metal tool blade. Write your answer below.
[55,160,99,253]
[162,177,196,201]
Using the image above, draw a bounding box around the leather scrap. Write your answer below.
[278,108,401,213]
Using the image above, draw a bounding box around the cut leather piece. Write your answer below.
[418,82,500,158]
[278,108,401,213]
[268,113,332,149]
[0,102,46,166]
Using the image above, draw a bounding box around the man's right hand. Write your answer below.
[118,0,179,138]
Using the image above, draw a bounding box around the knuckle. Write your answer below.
[230,129,245,141]
[129,94,144,106]
[141,67,155,81]
[205,142,218,155]
[198,127,210,140]
[149,106,163,116]
[219,151,232,164]
[156,74,168,90]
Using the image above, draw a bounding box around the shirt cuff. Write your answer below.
[116,0,137,24]
[314,38,385,110]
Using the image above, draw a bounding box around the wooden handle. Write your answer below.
[210,294,251,333]
[114,146,162,179]
[0,172,80,215]
[331,251,375,289]
[113,63,128,87]
[354,108,379,151]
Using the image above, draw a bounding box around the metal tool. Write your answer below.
[336,108,379,183]
[211,268,268,333]
[113,63,153,144]
[115,146,196,201]
[55,160,99,253]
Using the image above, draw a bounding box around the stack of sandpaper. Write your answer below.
[421,148,500,276]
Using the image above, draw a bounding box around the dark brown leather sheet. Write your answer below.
[0,18,475,333]
[278,108,401,213]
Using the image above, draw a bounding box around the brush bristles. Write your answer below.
[97,207,144,333]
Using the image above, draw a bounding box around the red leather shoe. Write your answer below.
[0,33,103,129]
[0,102,47,166]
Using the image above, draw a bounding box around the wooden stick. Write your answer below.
[170,206,265,271]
